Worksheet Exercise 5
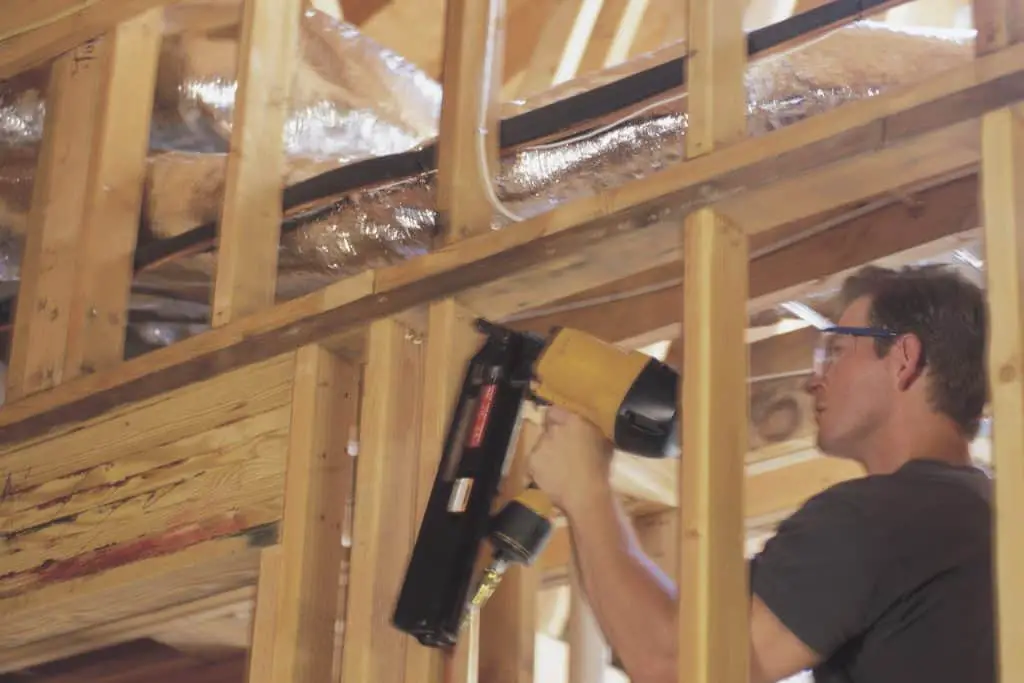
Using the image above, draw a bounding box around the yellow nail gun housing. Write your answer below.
[391,319,679,648]
[531,326,681,457]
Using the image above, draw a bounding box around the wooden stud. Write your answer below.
[341,318,426,683]
[247,546,284,683]
[677,0,750,680]
[7,36,106,400]
[6,6,159,397]
[677,209,751,683]
[435,0,506,243]
[63,9,162,380]
[406,299,481,683]
[4,9,162,401]
[210,0,301,326]
[973,5,1024,680]
[980,104,1024,683]
[251,344,358,682]
[685,0,747,157]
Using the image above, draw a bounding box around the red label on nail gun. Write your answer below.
[468,384,497,448]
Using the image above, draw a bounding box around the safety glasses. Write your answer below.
[812,325,898,377]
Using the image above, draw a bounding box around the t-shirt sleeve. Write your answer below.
[750,482,880,658]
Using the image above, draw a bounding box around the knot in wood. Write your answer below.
[998,361,1018,384]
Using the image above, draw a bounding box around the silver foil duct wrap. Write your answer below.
[0,17,975,301]
[0,68,46,242]
[267,21,975,283]
[0,76,44,147]
[0,7,443,276]
[162,7,441,161]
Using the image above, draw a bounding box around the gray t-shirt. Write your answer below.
[749,458,994,683]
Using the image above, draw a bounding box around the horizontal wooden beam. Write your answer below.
[0,0,176,79]
[0,536,262,673]
[0,353,295,603]
[1,42,1021,449]
[508,173,980,345]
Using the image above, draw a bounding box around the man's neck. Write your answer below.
[857,413,972,475]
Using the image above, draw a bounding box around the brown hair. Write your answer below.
[839,264,988,438]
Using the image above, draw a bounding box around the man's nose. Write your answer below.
[803,371,823,395]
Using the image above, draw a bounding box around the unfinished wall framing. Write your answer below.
[0,0,1021,681]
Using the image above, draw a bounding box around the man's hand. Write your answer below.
[526,405,615,514]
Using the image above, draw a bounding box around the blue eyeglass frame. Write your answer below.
[821,325,899,340]
[813,325,899,374]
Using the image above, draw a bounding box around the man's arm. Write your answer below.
[565,481,823,683]
[750,594,823,683]
[526,408,866,682]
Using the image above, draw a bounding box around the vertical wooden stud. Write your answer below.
[246,345,358,683]
[678,209,750,683]
[974,4,1024,681]
[677,0,750,681]
[432,0,520,666]
[435,0,506,244]
[684,0,747,158]
[210,0,301,326]
[404,299,481,683]
[64,9,162,379]
[8,40,102,401]
[247,546,284,683]
[341,318,425,683]
[980,104,1024,683]
[8,9,161,399]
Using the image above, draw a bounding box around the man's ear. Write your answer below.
[892,334,925,391]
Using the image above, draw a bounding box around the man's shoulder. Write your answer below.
[769,458,993,561]
[794,458,991,518]
[781,469,877,527]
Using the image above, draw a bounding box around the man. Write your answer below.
[526,264,994,683]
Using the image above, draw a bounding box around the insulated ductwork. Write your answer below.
[0,11,975,310]
[269,21,974,289]
[0,6,443,282]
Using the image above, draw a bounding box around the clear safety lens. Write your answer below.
[812,331,837,377]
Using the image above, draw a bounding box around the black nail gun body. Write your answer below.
[391,320,544,648]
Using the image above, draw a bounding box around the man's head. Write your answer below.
[805,264,987,461]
